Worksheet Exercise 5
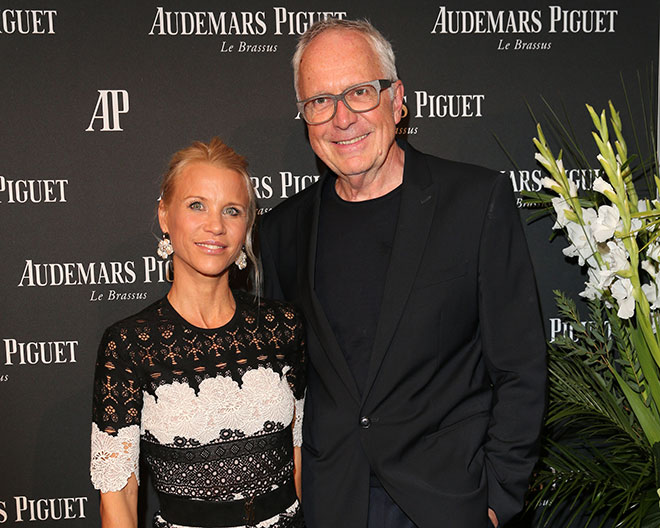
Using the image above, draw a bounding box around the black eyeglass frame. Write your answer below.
[296,79,395,125]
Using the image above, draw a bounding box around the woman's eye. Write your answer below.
[188,201,204,210]
[223,206,241,216]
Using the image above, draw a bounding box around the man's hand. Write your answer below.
[488,508,499,528]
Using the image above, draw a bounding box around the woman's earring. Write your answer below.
[235,248,247,270]
[157,234,174,260]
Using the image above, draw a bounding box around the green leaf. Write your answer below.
[630,323,660,409]
[613,368,660,445]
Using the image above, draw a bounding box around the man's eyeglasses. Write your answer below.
[296,79,394,125]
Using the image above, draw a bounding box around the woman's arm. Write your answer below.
[293,446,302,501]
[92,325,143,526]
[99,473,138,528]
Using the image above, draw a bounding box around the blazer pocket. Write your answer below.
[423,410,489,441]
[414,260,468,289]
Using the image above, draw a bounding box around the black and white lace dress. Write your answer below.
[90,291,305,528]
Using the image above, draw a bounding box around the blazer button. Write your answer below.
[360,416,371,428]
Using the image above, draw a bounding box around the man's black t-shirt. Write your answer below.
[315,176,402,394]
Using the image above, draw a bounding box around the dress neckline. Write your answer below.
[162,292,241,332]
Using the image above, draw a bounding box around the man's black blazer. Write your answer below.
[260,142,546,528]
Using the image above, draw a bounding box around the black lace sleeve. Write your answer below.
[90,322,143,492]
[281,305,306,402]
[92,324,144,432]
[278,304,306,448]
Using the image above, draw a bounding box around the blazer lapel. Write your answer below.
[361,145,437,402]
[297,176,361,404]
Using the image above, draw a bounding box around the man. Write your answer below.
[260,18,546,528]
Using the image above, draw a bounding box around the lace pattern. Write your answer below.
[152,500,302,528]
[142,368,294,445]
[90,423,140,493]
[143,426,293,501]
[292,399,304,448]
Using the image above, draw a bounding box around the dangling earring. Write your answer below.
[157,234,173,260]
[235,248,247,270]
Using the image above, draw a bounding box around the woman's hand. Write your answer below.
[99,473,138,528]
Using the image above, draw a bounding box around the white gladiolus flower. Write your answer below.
[583,207,598,225]
[630,217,642,233]
[645,200,660,233]
[556,158,565,173]
[603,240,630,273]
[593,177,615,196]
[611,278,635,319]
[535,152,552,168]
[540,176,560,192]
[591,205,620,242]
[642,282,660,310]
[551,197,571,229]
[562,210,598,266]
[641,282,655,303]
[568,177,578,198]
[589,267,615,289]
[642,259,657,278]
[648,242,660,262]
[563,242,595,267]
[580,267,613,301]
[580,281,600,300]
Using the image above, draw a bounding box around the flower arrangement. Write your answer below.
[529,102,660,527]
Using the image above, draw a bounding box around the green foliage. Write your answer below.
[524,69,660,526]
[531,293,660,527]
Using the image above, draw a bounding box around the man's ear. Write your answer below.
[392,80,405,125]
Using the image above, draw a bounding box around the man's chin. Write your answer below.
[330,161,375,179]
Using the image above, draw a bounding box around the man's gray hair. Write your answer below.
[292,18,398,100]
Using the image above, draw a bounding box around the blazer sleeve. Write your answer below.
[259,215,286,301]
[477,175,547,525]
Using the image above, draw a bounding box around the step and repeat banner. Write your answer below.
[1,1,658,526]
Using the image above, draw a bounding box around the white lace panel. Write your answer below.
[292,396,304,447]
[142,367,296,445]
[90,423,140,493]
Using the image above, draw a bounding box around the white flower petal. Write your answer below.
[591,205,620,242]
[535,153,552,167]
[642,283,657,305]
[604,240,630,273]
[579,282,600,300]
[593,177,615,196]
[587,267,614,289]
[643,259,658,278]
[551,197,571,229]
[611,278,635,319]
[649,242,660,262]
[540,176,560,191]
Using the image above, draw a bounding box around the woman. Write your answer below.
[90,138,305,528]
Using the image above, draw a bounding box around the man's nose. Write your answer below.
[332,100,358,128]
